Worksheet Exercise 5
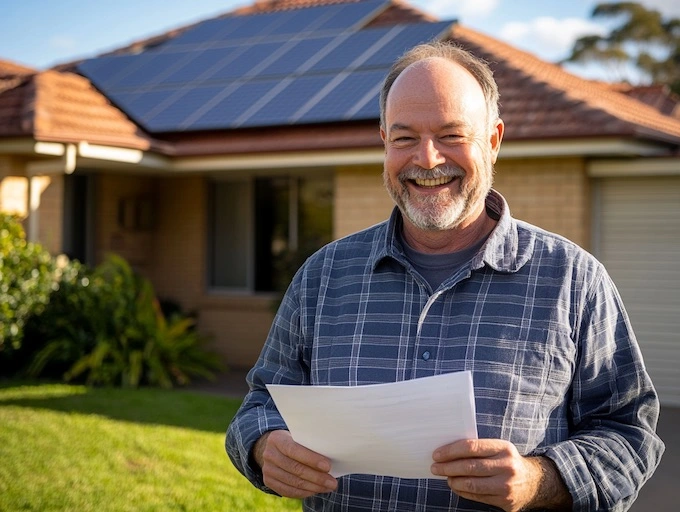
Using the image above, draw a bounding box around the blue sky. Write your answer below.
[1,0,678,81]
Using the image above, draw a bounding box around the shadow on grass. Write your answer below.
[0,379,243,434]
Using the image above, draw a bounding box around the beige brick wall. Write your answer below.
[334,164,394,238]
[95,173,156,275]
[147,176,205,313]
[494,157,590,249]
[198,295,275,369]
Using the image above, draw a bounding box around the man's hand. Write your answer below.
[430,439,571,512]
[253,430,337,499]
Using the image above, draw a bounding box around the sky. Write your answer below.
[1,0,678,82]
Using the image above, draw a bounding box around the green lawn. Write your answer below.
[0,381,301,512]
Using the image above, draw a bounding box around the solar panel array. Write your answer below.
[78,1,453,133]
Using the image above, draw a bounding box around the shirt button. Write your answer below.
[422,351,431,361]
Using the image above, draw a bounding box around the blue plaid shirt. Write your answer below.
[226,190,664,511]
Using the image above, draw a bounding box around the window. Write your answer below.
[209,173,333,293]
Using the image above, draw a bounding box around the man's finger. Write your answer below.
[276,434,332,472]
[265,462,337,497]
[433,438,514,462]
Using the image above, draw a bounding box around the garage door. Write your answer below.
[596,176,680,407]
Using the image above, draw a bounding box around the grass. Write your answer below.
[0,381,301,512]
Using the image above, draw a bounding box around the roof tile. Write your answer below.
[451,25,680,141]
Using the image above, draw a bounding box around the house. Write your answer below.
[1,0,679,405]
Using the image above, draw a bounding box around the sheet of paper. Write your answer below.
[266,371,477,480]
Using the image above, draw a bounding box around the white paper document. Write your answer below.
[266,371,477,480]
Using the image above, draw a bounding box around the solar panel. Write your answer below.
[76,1,455,133]
[257,36,335,77]
[184,80,281,131]
[112,52,196,88]
[305,27,393,73]
[163,17,244,47]
[314,0,387,32]
[295,69,386,124]
[348,92,381,120]
[78,54,143,88]
[226,12,287,40]
[118,89,180,120]
[236,74,337,128]
[361,21,453,67]
[206,41,285,81]
[157,47,245,85]
[267,6,329,36]
[144,86,226,132]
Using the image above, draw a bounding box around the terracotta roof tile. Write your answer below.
[0,67,164,150]
[0,59,35,78]
[0,67,35,137]
[615,84,680,118]
[450,25,680,142]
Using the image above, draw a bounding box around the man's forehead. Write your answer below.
[385,57,487,121]
[389,58,482,102]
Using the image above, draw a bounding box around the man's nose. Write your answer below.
[413,138,445,169]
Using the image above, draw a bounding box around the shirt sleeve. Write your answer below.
[533,264,665,511]
[225,269,311,493]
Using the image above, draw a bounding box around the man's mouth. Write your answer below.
[412,176,456,188]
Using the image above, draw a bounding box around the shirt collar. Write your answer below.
[371,189,533,274]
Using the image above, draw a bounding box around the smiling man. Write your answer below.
[227,42,664,512]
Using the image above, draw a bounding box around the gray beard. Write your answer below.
[384,164,488,231]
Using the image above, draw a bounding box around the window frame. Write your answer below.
[207,168,333,295]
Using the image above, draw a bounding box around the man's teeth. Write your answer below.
[414,176,455,187]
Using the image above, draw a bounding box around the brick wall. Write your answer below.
[198,295,275,369]
[147,176,205,312]
[334,164,394,238]
[95,173,156,275]
[494,157,590,249]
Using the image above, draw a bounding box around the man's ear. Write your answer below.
[380,126,387,144]
[489,118,504,163]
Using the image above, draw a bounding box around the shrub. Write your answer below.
[0,214,55,364]
[24,254,223,388]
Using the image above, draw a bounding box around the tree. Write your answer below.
[563,2,680,95]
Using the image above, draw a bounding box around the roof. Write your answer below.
[75,1,451,133]
[0,66,160,150]
[450,25,680,143]
[615,84,680,119]
[1,0,680,156]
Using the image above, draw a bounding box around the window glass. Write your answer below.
[210,180,250,288]
[209,173,333,293]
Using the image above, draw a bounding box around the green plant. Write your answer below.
[0,214,56,361]
[25,254,223,388]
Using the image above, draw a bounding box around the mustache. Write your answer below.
[398,165,466,183]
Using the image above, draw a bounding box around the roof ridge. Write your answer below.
[453,24,680,140]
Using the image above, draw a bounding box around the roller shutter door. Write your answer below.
[596,176,680,407]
